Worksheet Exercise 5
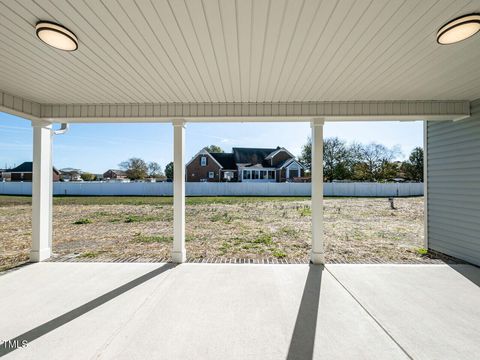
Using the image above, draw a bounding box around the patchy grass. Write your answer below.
[73,218,92,225]
[278,227,298,237]
[0,196,426,270]
[124,215,160,223]
[78,251,102,258]
[0,195,310,207]
[298,206,312,217]
[416,247,429,256]
[253,233,273,245]
[272,249,287,258]
[134,233,173,243]
[210,212,235,224]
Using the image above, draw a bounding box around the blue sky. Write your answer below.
[0,112,423,174]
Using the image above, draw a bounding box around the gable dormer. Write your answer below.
[265,148,295,167]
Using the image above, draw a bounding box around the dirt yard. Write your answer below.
[0,196,429,271]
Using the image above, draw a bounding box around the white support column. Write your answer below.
[30,121,53,262]
[423,120,428,249]
[172,119,186,263]
[311,118,325,264]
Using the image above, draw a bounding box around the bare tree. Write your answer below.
[148,161,163,178]
[356,143,401,181]
[119,157,148,180]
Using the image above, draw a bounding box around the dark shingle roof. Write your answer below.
[10,162,60,174]
[210,153,236,170]
[232,147,278,165]
[10,162,33,172]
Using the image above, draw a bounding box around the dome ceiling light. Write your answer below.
[437,13,480,45]
[35,21,78,51]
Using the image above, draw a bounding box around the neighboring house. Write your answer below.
[59,168,82,181]
[186,149,232,182]
[9,162,60,182]
[186,147,305,182]
[0,169,11,181]
[103,169,127,180]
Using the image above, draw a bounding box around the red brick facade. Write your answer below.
[269,150,292,167]
[186,154,222,182]
[103,170,127,180]
[11,170,60,182]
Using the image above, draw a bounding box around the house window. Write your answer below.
[200,156,207,166]
[243,170,251,179]
[268,170,275,179]
[208,171,215,179]
[252,170,259,179]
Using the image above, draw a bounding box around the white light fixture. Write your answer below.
[35,21,78,51]
[437,13,480,45]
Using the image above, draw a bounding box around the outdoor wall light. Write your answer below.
[437,13,480,44]
[35,21,78,51]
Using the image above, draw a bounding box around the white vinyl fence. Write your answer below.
[0,181,423,197]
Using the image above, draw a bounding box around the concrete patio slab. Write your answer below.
[327,264,480,360]
[0,263,478,359]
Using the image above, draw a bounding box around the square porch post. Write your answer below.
[172,119,186,263]
[423,120,428,249]
[311,118,325,264]
[30,121,53,262]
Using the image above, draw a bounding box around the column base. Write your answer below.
[30,248,51,262]
[310,251,325,265]
[172,250,186,263]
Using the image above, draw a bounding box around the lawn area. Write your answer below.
[0,195,426,271]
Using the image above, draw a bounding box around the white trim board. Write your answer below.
[280,159,306,170]
[0,93,471,123]
[265,148,294,160]
[42,100,470,122]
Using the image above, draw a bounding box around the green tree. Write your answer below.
[323,137,355,182]
[165,161,174,180]
[204,145,224,153]
[148,161,163,178]
[379,161,401,181]
[299,137,312,170]
[401,147,423,181]
[299,137,356,180]
[351,162,370,181]
[119,157,148,180]
[80,172,95,181]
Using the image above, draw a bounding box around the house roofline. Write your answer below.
[265,147,294,160]
[186,148,224,169]
[279,158,306,170]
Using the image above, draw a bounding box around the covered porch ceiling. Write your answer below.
[0,0,479,123]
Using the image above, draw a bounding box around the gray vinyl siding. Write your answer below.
[427,98,480,266]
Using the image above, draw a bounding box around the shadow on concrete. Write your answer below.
[286,264,323,360]
[0,261,34,277]
[449,264,480,287]
[0,263,177,357]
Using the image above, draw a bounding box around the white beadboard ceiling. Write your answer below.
[0,0,479,106]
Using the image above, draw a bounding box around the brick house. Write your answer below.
[9,162,60,182]
[186,149,233,182]
[186,147,305,182]
[103,169,127,180]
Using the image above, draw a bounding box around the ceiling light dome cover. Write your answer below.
[437,13,480,45]
[36,21,78,51]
